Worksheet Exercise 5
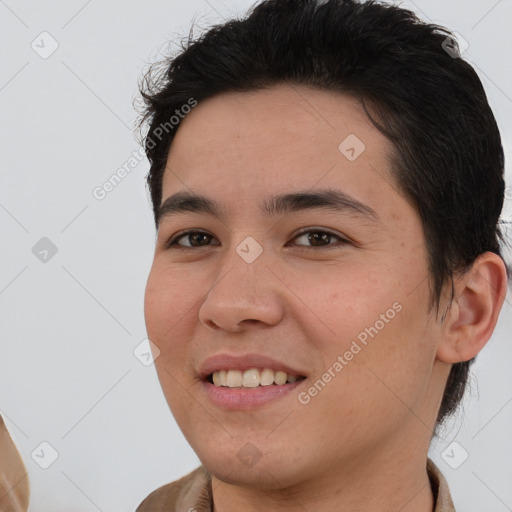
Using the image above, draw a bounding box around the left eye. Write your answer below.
[291,230,347,247]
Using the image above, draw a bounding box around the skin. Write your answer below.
[144,83,507,511]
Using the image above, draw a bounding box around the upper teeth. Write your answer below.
[211,368,301,388]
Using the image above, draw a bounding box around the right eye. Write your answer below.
[165,230,220,249]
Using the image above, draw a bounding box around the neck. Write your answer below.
[211,445,435,512]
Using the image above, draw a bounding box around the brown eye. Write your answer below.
[293,229,347,247]
[186,233,212,246]
[167,231,219,248]
[307,232,332,246]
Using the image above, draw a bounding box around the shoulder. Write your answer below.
[0,415,30,512]
[135,466,211,512]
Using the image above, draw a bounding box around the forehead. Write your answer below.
[161,84,404,219]
[167,84,391,163]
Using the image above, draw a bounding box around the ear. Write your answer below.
[437,252,508,363]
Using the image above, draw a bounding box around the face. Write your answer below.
[144,84,447,488]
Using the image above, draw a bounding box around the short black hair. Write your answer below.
[137,0,510,428]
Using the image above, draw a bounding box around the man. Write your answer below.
[0,415,29,511]
[136,0,509,510]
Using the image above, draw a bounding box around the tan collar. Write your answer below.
[428,458,456,511]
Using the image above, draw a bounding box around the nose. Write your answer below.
[198,248,285,332]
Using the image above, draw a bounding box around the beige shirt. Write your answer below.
[136,459,455,511]
[0,415,30,512]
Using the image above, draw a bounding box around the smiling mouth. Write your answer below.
[207,368,306,388]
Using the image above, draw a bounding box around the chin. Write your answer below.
[207,460,304,490]
[194,440,310,490]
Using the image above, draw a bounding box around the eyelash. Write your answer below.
[164,227,350,250]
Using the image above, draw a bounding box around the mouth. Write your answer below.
[206,368,307,388]
[198,353,308,408]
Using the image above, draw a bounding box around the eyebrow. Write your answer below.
[157,189,380,226]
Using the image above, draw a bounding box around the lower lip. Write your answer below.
[202,379,305,409]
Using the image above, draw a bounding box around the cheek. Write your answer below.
[305,271,391,345]
[144,268,198,412]
[144,264,206,386]
[144,264,197,339]
[312,269,432,389]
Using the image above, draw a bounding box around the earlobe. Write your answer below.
[437,251,508,364]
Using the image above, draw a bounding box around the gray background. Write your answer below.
[0,0,511,510]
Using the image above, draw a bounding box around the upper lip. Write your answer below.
[198,353,307,380]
